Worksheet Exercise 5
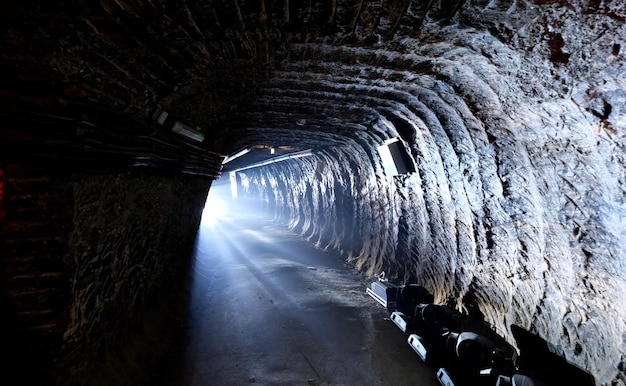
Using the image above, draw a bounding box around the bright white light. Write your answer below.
[201,183,231,228]
[201,194,224,228]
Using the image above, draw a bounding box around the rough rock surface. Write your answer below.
[2,0,626,385]
[56,173,210,385]
[1,167,211,385]
[234,2,626,384]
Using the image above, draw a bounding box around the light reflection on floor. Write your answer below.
[163,181,440,386]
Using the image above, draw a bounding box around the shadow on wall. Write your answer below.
[510,324,596,386]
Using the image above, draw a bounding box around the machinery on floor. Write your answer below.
[366,273,595,386]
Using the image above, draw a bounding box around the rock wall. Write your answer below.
[236,3,626,384]
[57,172,210,385]
[1,165,211,385]
[2,0,625,384]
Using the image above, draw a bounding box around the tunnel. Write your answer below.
[1,0,625,385]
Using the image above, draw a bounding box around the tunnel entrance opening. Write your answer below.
[200,173,268,230]
[200,180,231,228]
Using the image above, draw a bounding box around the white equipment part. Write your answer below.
[365,273,398,309]
[390,311,408,333]
[436,368,456,386]
[407,334,429,362]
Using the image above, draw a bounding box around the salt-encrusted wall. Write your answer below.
[239,98,626,385]
[2,0,625,385]
[236,4,626,383]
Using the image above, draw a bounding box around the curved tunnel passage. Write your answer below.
[0,0,625,385]
[230,29,626,386]
[184,198,441,386]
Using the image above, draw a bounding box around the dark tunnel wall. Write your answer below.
[1,0,625,385]
[235,6,626,385]
[1,165,211,385]
[58,173,211,385]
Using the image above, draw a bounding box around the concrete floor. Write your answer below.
[163,212,441,386]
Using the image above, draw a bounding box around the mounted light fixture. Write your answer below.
[228,149,313,199]
[151,105,205,142]
[151,105,169,125]
[231,149,313,172]
[222,147,251,164]
[377,137,416,176]
[171,121,204,142]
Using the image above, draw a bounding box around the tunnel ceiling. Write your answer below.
[2,1,626,384]
[2,0,623,176]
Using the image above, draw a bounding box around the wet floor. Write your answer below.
[163,213,440,386]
